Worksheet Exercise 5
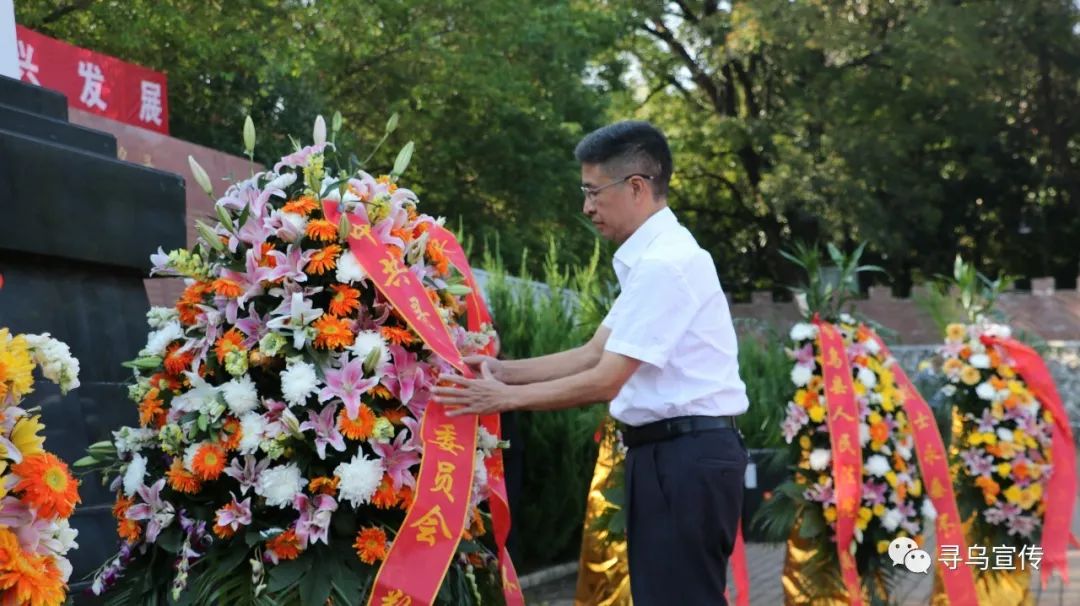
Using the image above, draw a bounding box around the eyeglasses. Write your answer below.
[580,173,654,200]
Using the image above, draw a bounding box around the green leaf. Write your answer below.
[267,558,310,592]
[798,510,826,539]
[72,455,100,468]
[157,528,183,554]
[299,557,332,605]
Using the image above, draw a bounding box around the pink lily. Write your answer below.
[273,142,329,173]
[292,493,337,548]
[300,403,347,459]
[215,495,253,533]
[126,479,175,543]
[223,455,271,495]
[371,428,422,490]
[318,356,378,420]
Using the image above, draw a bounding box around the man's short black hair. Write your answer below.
[574,121,673,198]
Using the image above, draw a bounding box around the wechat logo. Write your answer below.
[889,537,932,574]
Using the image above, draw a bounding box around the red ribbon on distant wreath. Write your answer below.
[324,203,523,606]
[429,225,524,605]
[814,318,865,605]
[729,523,750,606]
[866,330,977,605]
[982,335,1077,587]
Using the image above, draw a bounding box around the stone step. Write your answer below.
[0,101,116,156]
[0,73,68,120]
[0,126,185,271]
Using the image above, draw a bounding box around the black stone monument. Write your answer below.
[0,75,185,597]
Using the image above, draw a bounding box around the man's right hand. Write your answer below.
[463,355,504,381]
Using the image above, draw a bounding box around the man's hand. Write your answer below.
[462,355,504,381]
[435,362,519,417]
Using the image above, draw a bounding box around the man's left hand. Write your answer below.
[434,362,521,417]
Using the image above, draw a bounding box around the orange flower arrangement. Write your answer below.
[192,443,227,481]
[166,459,202,495]
[306,244,341,275]
[12,453,81,518]
[380,325,414,346]
[306,219,338,242]
[328,284,361,317]
[267,529,303,563]
[354,527,388,564]
[338,404,377,440]
[215,328,245,364]
[0,528,65,606]
[283,195,319,215]
[313,315,354,349]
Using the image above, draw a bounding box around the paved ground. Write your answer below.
[525,535,1080,605]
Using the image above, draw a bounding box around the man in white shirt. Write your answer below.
[434,121,749,605]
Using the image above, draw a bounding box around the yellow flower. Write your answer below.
[885,471,898,488]
[0,329,35,403]
[1018,488,1039,510]
[946,323,967,342]
[808,405,826,423]
[960,366,981,386]
[990,403,1005,420]
[996,463,1012,477]
[880,391,896,412]
[1029,483,1043,502]
[0,460,6,498]
[868,412,883,425]
[9,415,46,459]
[823,506,837,523]
[1003,485,1022,505]
[1007,381,1026,395]
[910,479,923,497]
[858,507,873,523]
[877,540,891,554]
[854,381,867,396]
[872,503,886,517]
[798,435,811,450]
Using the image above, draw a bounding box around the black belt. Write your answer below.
[622,415,736,449]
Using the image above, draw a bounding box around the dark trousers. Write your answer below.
[625,428,747,605]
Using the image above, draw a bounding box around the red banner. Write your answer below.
[867,331,978,605]
[428,225,524,605]
[15,25,169,134]
[982,336,1077,587]
[814,320,865,605]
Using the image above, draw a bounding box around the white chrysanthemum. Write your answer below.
[864,338,881,355]
[141,321,184,357]
[238,411,268,454]
[222,375,260,415]
[24,333,81,394]
[281,360,319,406]
[336,250,367,284]
[975,382,996,401]
[41,519,78,581]
[809,448,831,471]
[859,423,871,446]
[256,463,306,508]
[478,426,500,452]
[113,427,156,455]
[122,454,147,497]
[471,450,489,506]
[790,364,813,387]
[881,508,903,532]
[146,306,179,329]
[857,367,877,389]
[865,454,890,477]
[350,330,389,366]
[921,498,938,521]
[996,427,1015,443]
[335,454,385,508]
[839,313,856,325]
[969,354,991,369]
[789,323,818,342]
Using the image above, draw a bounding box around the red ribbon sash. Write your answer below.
[323,203,491,606]
[429,225,524,605]
[867,331,977,605]
[814,320,865,605]
[983,336,1077,587]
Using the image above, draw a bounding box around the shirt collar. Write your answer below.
[612,206,678,282]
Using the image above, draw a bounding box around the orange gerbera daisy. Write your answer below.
[220,417,243,451]
[0,527,66,606]
[390,227,413,245]
[381,406,409,426]
[306,219,338,242]
[12,452,81,518]
[112,494,133,519]
[371,476,399,509]
[258,242,278,267]
[192,443,227,481]
[308,476,340,496]
[118,517,142,544]
[212,277,244,299]
[397,485,414,511]
[313,315,354,350]
[167,458,202,495]
[329,284,361,317]
[176,281,211,325]
[338,405,377,440]
[426,239,450,275]
[380,326,414,346]
[150,372,183,393]
[283,195,319,215]
[163,343,194,376]
[267,529,303,562]
[371,385,393,400]
[139,388,166,428]
[215,328,246,364]
[354,527,388,564]
[306,245,342,276]
[213,523,236,539]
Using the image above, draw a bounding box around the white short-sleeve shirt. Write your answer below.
[602,207,748,426]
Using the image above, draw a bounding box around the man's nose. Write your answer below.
[582,196,594,216]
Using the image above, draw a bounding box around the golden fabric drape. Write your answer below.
[574,420,633,606]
